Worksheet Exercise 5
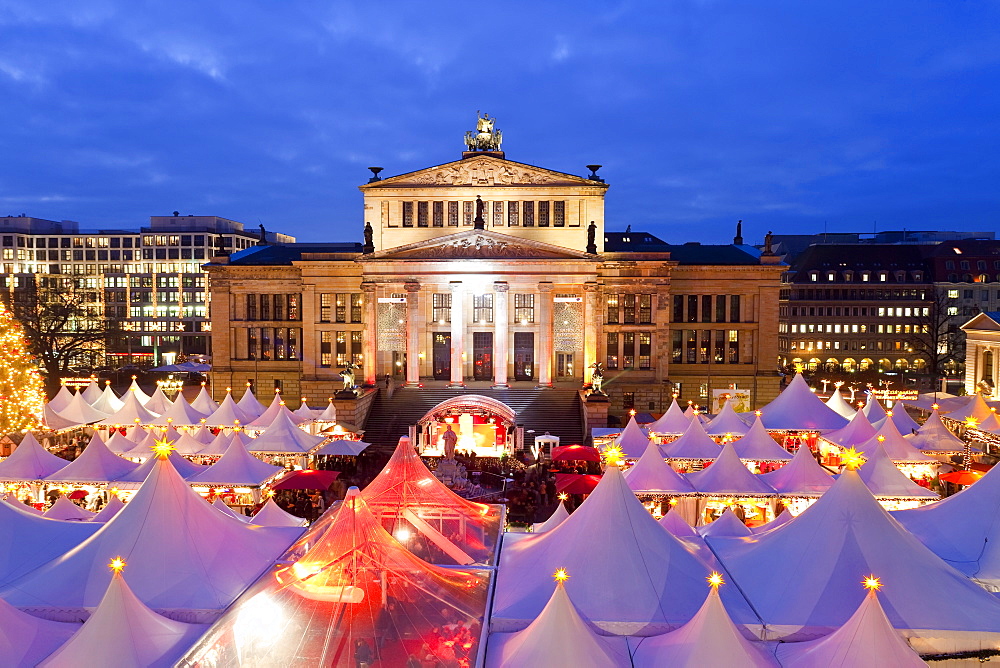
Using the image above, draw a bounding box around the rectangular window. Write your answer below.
[606,294,620,324]
[350,293,363,323]
[417,201,428,227]
[473,294,494,323]
[623,392,635,410]
[686,329,697,363]
[274,327,286,360]
[335,294,347,323]
[463,201,474,226]
[246,294,257,321]
[623,332,635,368]
[432,201,444,227]
[538,201,550,227]
[671,330,683,362]
[320,293,332,322]
[730,294,741,323]
[714,330,725,363]
[248,328,258,359]
[493,201,504,227]
[728,330,739,363]
[336,331,348,366]
[702,295,712,323]
[288,294,299,320]
[259,294,271,321]
[514,293,535,323]
[507,201,519,226]
[402,201,414,227]
[273,294,284,321]
[320,331,332,367]
[522,201,535,227]
[607,332,619,369]
[432,293,452,323]
[687,295,698,323]
[673,295,684,322]
[639,294,652,324]
[715,296,726,323]
[553,201,565,227]
[448,201,459,226]
[638,332,651,369]
[622,294,636,324]
[699,330,710,363]
[261,327,272,360]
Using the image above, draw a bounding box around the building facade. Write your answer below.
[206,133,784,417]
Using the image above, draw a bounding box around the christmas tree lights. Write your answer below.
[0,301,46,434]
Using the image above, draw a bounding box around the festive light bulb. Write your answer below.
[931,403,939,410]
[707,572,724,589]
[876,435,886,442]
[966,416,980,427]
[841,447,866,471]
[152,438,175,459]
[557,492,568,501]
[754,409,762,416]
[108,556,126,574]
[863,574,882,591]
[553,568,569,583]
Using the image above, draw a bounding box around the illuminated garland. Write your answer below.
[0,301,45,434]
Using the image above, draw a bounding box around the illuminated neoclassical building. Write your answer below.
[206,121,783,427]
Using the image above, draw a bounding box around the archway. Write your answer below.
[416,394,517,458]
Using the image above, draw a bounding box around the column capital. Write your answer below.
[404,281,420,293]
[538,282,554,293]
[493,281,509,293]
[583,282,600,292]
[361,282,377,293]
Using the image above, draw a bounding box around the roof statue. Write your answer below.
[465,111,503,152]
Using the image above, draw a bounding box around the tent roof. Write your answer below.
[95,391,160,426]
[774,588,925,668]
[660,418,722,461]
[80,380,103,404]
[121,429,160,460]
[235,386,266,420]
[126,379,152,405]
[907,409,967,453]
[707,469,1000,636]
[104,430,139,455]
[492,465,757,632]
[647,399,692,435]
[113,449,208,486]
[313,439,370,456]
[705,400,751,437]
[46,433,139,483]
[0,593,76,666]
[48,392,108,428]
[197,430,234,457]
[630,586,778,668]
[943,393,994,424]
[659,511,699,540]
[487,582,631,668]
[171,429,207,456]
[2,456,304,617]
[820,409,877,448]
[212,497,248,522]
[0,432,71,481]
[249,498,306,527]
[38,571,206,668]
[874,406,921,435]
[855,419,935,463]
[315,399,337,421]
[43,496,95,521]
[189,438,285,487]
[247,409,325,454]
[759,445,834,496]
[90,385,124,415]
[203,391,252,427]
[148,391,207,426]
[824,390,856,418]
[612,415,650,458]
[750,508,794,535]
[91,494,124,523]
[48,385,75,413]
[732,416,793,461]
[862,395,888,422]
[698,507,752,538]
[856,444,938,499]
[143,386,174,415]
[293,400,319,420]
[189,386,218,417]
[623,442,697,495]
[686,443,776,497]
[758,373,848,431]
[248,394,308,427]
[531,500,571,533]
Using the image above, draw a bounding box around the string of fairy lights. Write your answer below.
[0,301,46,434]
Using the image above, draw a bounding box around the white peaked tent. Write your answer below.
[212,497,249,523]
[686,443,776,497]
[0,497,101,588]
[758,373,848,431]
[315,399,337,422]
[751,508,794,535]
[46,392,108,429]
[854,419,935,463]
[705,400,751,437]
[660,512,700,540]
[707,469,1000,653]
[249,409,325,454]
[91,494,125,523]
[95,391,160,426]
[760,445,834,497]
[648,399,693,435]
[189,438,285,488]
[48,385,75,413]
[894,458,1000,589]
[44,496,96,521]
[249,498,306,527]
[820,409,877,448]
[856,444,938,499]
[249,393,308,428]
[189,423,214,444]
[491,465,757,633]
[236,386,267,420]
[630,583,778,668]
[683,405,698,419]
[38,569,206,668]
[189,385,219,416]
[122,429,160,460]
[862,394,888,422]
[105,429,139,455]
[1,455,305,620]
[143,385,174,415]
[171,429,207,456]
[125,378,152,405]
[775,586,925,668]
[698,508,752,538]
[660,418,722,461]
[0,595,77,666]
[532,500,571,533]
[293,398,320,420]
[732,416,793,462]
[824,390,856,419]
[0,432,70,481]
[90,384,125,415]
[942,392,994,424]
[873,406,921,436]
[313,439,370,456]
[114,449,207,486]
[906,409,968,454]
[203,390,251,427]
[5,494,43,515]
[612,415,650,458]
[80,379,103,405]
[624,442,697,495]
[976,411,1000,433]
[45,433,139,484]
[486,580,631,668]
[198,430,234,457]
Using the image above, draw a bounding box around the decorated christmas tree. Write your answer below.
[0,301,45,434]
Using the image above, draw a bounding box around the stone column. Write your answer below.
[361,283,377,386]
[493,282,509,388]
[583,282,599,385]
[300,284,318,380]
[450,281,465,387]
[405,282,421,386]
[537,282,554,387]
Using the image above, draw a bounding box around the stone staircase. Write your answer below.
[361,387,584,452]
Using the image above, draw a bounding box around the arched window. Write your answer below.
[984,350,994,385]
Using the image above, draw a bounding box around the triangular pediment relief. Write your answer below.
[366,229,595,261]
[362,155,600,188]
[962,311,1000,331]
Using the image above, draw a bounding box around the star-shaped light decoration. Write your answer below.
[885,410,893,418]
[876,435,886,443]
[794,362,805,374]
[557,492,568,501]
[553,568,569,583]
[265,489,276,498]
[863,574,882,591]
[108,556,126,574]
[841,447,866,471]
[707,571,724,589]
[754,409,762,417]
[152,438,175,459]
[966,416,980,428]
[603,445,625,467]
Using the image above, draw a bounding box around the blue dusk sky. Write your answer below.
[1,1,999,246]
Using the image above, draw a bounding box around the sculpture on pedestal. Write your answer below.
[337,362,359,397]
[442,424,458,461]
[588,361,606,396]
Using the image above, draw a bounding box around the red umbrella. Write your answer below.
[940,470,983,486]
[271,469,340,490]
[555,473,602,495]
[66,490,88,500]
[551,445,602,463]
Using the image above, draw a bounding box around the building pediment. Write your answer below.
[364,229,595,261]
[361,155,602,189]
[962,311,1000,332]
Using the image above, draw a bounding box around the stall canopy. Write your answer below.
[198,430,235,457]
[125,379,152,405]
[623,442,697,496]
[660,512,700,540]
[189,385,219,417]
[824,390,856,419]
[861,395,888,423]
[313,440,370,457]
[80,379,103,404]
[820,409,877,448]
[189,438,286,488]
[143,386,174,416]
[91,494,125,523]
[487,579,631,668]
[171,429,207,456]
[293,399,320,420]
[212,498,249,523]
[0,454,305,620]
[758,373,848,431]
[0,432,70,481]
[612,415,651,458]
[315,400,337,422]
[531,500,570,533]
[272,469,339,491]
[750,509,794,535]
[249,498,307,527]
[732,416,793,462]
[698,508,752,539]
[554,473,602,496]
[629,582,778,668]
[907,409,968,454]
[855,444,938,499]
[872,406,921,436]
[104,430,139,455]
[854,420,936,463]
[646,399,692,436]
[704,400,751,437]
[45,433,139,484]
[38,568,206,668]
[0,593,77,666]
[659,418,722,461]
[178,487,492,667]
[249,394,309,428]
[43,496,95,521]
[760,446,834,497]
[550,445,601,462]
[248,409,325,454]
[90,384,124,415]
[705,469,1000,651]
[45,392,107,430]
[774,585,925,668]
[901,392,960,412]
[236,386,267,421]
[113,449,208,487]
[686,443,776,497]
[491,464,757,634]
[148,393,207,427]
[95,392,160,426]
[47,385,75,414]
[942,392,994,424]
[204,390,253,428]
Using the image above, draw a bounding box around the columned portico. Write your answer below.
[405,281,421,386]
[493,281,510,388]
[537,282,554,387]
[361,282,377,385]
[449,281,465,387]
